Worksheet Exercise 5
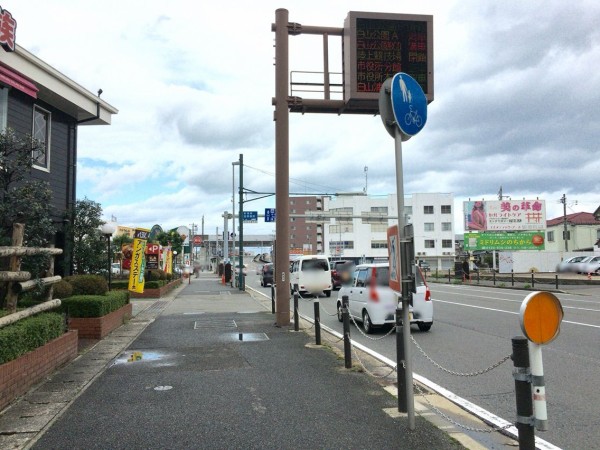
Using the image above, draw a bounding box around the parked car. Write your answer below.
[556,255,588,273]
[579,256,600,275]
[111,262,121,275]
[330,260,355,290]
[417,260,430,272]
[260,263,274,287]
[289,255,332,297]
[336,263,433,333]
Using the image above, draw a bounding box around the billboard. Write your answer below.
[464,232,545,251]
[464,200,546,232]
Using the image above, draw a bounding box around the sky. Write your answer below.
[5,0,600,238]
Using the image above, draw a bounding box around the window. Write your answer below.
[597,229,600,239]
[371,223,387,232]
[442,222,452,231]
[441,205,451,214]
[424,223,434,232]
[404,206,412,216]
[0,87,7,132]
[424,240,435,248]
[442,239,453,248]
[424,205,434,214]
[371,206,388,214]
[32,106,51,170]
[371,241,388,249]
[547,231,554,242]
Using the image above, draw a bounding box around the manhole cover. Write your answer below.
[194,318,237,329]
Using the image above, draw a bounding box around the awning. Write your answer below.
[0,64,38,98]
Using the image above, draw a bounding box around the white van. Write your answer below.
[289,255,332,297]
[336,263,433,333]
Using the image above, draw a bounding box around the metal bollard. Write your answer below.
[396,306,407,412]
[512,270,515,287]
[531,272,535,288]
[271,284,275,314]
[314,300,321,345]
[493,270,496,285]
[342,295,352,369]
[293,292,299,332]
[512,336,535,450]
[448,268,451,283]
[555,275,558,290]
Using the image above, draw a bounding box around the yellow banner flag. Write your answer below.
[128,228,150,293]
[165,249,173,275]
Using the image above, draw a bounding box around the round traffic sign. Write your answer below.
[390,72,427,137]
[519,291,564,345]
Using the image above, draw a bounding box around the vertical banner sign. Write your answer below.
[128,228,150,293]
[387,225,401,292]
[165,248,173,275]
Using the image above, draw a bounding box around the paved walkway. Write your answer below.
[0,274,512,449]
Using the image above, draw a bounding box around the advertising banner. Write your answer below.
[387,225,401,292]
[464,200,546,232]
[464,232,546,251]
[128,228,150,293]
[165,249,173,275]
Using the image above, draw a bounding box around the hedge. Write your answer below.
[0,312,65,364]
[60,290,130,318]
[110,280,167,290]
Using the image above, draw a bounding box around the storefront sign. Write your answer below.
[464,200,546,232]
[0,6,16,52]
[464,231,546,251]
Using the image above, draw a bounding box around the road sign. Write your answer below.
[519,291,564,345]
[391,72,427,137]
[243,211,258,223]
[387,225,401,292]
[265,208,276,222]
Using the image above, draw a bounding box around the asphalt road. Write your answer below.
[246,268,599,450]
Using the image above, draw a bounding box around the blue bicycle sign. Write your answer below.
[390,73,427,137]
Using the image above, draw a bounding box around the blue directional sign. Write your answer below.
[265,208,276,222]
[390,72,427,137]
[243,211,258,223]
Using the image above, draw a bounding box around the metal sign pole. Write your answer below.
[394,126,415,430]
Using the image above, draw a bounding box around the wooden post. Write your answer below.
[6,223,24,313]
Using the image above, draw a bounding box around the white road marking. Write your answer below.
[434,299,600,329]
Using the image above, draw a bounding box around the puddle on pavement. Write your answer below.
[111,350,176,367]
[228,333,270,342]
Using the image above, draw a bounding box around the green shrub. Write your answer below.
[52,279,73,299]
[146,269,167,281]
[0,312,65,364]
[65,274,108,296]
[144,280,165,289]
[110,280,130,290]
[60,290,129,318]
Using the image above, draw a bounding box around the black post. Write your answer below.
[396,306,407,412]
[271,284,275,314]
[106,235,112,291]
[293,292,299,332]
[512,336,535,450]
[512,270,515,287]
[493,270,496,285]
[531,272,535,288]
[448,268,451,283]
[555,275,558,290]
[342,295,352,369]
[314,300,321,345]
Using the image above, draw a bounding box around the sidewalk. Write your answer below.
[0,273,481,450]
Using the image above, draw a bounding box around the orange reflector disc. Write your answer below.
[519,291,564,345]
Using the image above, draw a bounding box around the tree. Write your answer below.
[0,129,55,306]
[66,198,107,275]
[155,229,184,255]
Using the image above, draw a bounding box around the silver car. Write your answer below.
[556,256,588,273]
[579,256,600,275]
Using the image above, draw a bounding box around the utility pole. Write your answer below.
[561,194,568,252]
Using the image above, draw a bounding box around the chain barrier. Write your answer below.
[411,335,511,376]
[294,307,315,330]
[414,383,513,433]
[318,302,339,317]
[347,311,397,341]
[349,344,397,379]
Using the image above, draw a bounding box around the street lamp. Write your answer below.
[100,221,117,290]
[232,160,240,268]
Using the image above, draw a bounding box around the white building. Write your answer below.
[323,193,455,270]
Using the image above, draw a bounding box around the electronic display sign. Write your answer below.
[343,11,433,107]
